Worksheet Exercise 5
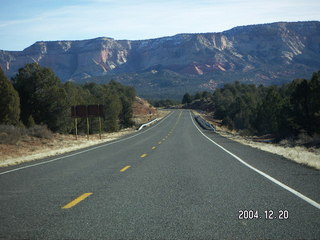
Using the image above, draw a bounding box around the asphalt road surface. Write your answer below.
[0,110,319,239]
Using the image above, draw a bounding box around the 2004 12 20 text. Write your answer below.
[238,210,289,220]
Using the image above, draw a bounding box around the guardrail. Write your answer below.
[138,118,161,131]
[195,115,216,132]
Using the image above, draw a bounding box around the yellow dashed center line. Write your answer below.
[120,165,131,172]
[62,193,93,209]
[61,112,182,210]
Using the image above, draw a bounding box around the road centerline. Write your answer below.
[62,193,93,209]
[120,165,131,172]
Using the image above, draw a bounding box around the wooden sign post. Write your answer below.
[71,105,104,140]
[75,118,78,140]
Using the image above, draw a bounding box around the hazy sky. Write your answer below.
[1,0,319,51]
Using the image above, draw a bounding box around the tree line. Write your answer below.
[182,71,320,140]
[182,91,212,104]
[0,63,136,134]
[148,99,180,108]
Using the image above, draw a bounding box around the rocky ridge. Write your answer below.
[1,21,319,98]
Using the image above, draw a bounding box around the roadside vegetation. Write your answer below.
[0,63,137,144]
[0,125,52,145]
[183,71,320,146]
[148,99,180,108]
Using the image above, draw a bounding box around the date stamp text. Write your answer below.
[238,210,289,220]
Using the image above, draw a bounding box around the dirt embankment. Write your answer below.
[132,97,159,125]
[193,111,320,170]
[0,97,169,168]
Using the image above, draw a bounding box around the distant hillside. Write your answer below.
[1,21,320,99]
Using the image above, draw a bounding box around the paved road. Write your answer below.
[0,110,319,239]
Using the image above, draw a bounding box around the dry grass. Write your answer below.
[218,130,320,170]
[0,108,170,168]
[192,110,320,170]
[0,128,135,168]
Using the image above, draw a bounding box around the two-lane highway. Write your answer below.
[0,110,319,239]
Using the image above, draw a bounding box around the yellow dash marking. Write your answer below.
[62,193,93,209]
[140,154,148,158]
[152,146,156,150]
[120,165,131,172]
[158,141,162,144]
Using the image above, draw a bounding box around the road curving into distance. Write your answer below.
[0,110,319,239]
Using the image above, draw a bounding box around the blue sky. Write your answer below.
[1,0,319,51]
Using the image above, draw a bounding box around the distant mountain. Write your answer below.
[1,21,320,99]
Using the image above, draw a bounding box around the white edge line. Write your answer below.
[189,111,320,210]
[0,111,174,176]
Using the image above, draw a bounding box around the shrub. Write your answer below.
[296,132,320,147]
[27,125,53,139]
[0,68,20,125]
[0,125,22,144]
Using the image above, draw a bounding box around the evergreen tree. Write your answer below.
[256,86,284,135]
[308,71,320,134]
[82,81,136,131]
[201,91,211,100]
[119,95,134,127]
[290,78,311,133]
[194,92,202,100]
[0,68,20,125]
[13,63,69,132]
[64,82,92,106]
[182,93,192,104]
[105,94,122,132]
[119,86,135,127]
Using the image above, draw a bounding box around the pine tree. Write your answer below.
[182,93,192,104]
[309,71,320,134]
[256,86,284,135]
[0,68,20,125]
[290,78,311,133]
[105,94,122,132]
[13,63,69,132]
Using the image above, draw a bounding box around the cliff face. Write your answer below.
[0,37,131,80]
[1,21,320,97]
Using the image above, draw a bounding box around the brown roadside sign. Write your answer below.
[71,105,87,118]
[71,105,104,118]
[88,105,104,117]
